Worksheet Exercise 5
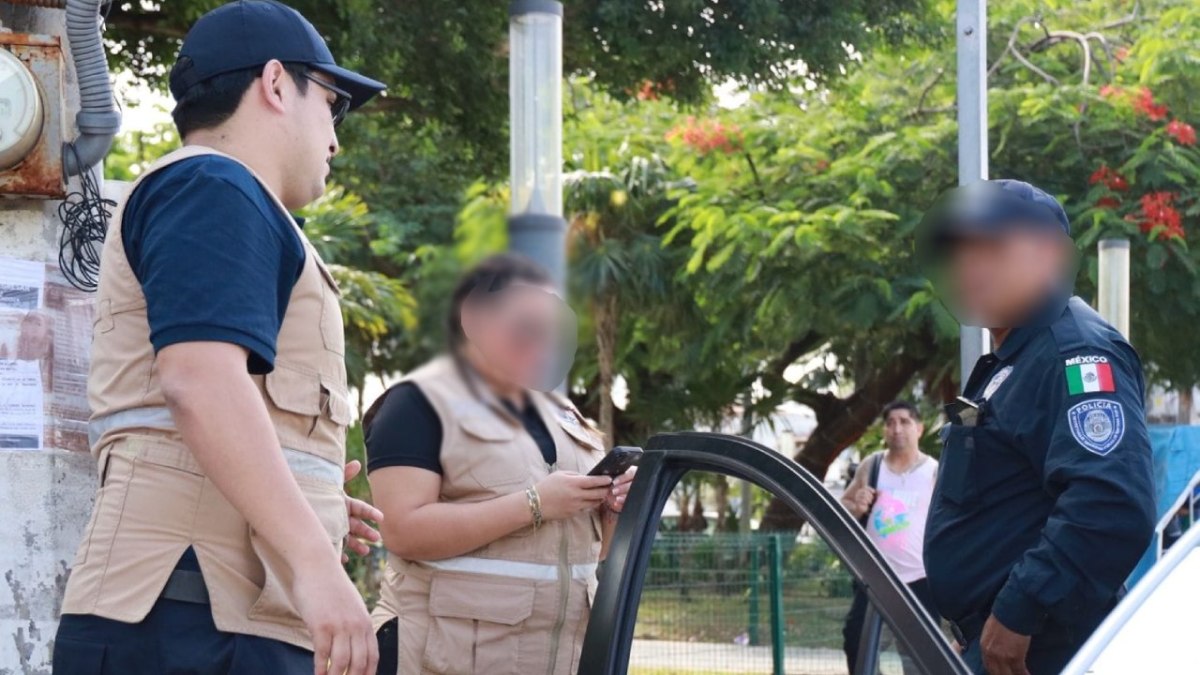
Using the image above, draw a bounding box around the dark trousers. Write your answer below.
[843,577,940,675]
[53,550,312,675]
[375,617,400,675]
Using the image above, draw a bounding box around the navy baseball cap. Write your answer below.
[922,179,1072,242]
[169,0,385,110]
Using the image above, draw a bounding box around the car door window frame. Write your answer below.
[579,431,967,675]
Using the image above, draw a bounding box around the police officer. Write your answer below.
[53,2,386,674]
[921,180,1156,675]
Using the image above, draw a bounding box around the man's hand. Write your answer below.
[292,559,378,675]
[342,460,383,562]
[980,614,1031,675]
[844,486,876,519]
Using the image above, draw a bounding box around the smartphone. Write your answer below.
[588,446,643,477]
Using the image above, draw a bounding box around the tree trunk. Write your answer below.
[595,290,618,447]
[759,343,936,531]
[713,476,730,532]
[1179,388,1193,425]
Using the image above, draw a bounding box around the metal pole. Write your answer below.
[957,0,991,388]
[768,534,785,675]
[1097,238,1131,339]
[508,0,566,291]
[748,542,761,646]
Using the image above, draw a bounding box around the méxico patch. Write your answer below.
[1068,399,1125,456]
[1065,355,1115,395]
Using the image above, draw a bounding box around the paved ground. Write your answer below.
[628,639,906,674]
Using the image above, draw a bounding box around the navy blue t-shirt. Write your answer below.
[122,155,306,373]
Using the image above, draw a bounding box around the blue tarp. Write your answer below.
[1127,425,1200,585]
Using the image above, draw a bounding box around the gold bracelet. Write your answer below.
[525,486,543,530]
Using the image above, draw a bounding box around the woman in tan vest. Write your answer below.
[364,254,634,675]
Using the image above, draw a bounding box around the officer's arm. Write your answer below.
[990,348,1155,634]
[158,342,350,572]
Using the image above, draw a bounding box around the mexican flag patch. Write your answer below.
[1065,356,1115,394]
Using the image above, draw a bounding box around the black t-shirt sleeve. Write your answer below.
[365,383,444,475]
[124,158,305,374]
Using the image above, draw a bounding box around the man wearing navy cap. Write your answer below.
[54,2,385,674]
[921,180,1155,674]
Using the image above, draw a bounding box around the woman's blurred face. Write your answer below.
[460,282,576,391]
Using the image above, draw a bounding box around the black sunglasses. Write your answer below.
[301,71,351,127]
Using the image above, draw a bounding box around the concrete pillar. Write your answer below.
[0,5,98,674]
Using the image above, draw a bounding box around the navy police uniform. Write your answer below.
[923,182,1156,675]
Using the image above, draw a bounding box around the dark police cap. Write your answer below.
[169,0,385,111]
[922,179,1071,242]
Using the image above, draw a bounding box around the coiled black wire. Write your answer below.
[57,143,113,291]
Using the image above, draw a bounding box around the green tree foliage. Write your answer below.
[493,1,1200,533]
[103,0,933,376]
[299,187,419,408]
[104,121,180,181]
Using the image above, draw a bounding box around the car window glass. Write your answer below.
[626,470,915,675]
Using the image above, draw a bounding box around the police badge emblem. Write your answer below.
[1067,399,1125,456]
[983,366,1014,400]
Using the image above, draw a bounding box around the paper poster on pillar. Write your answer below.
[0,258,93,452]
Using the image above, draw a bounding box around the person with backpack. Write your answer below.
[840,400,941,673]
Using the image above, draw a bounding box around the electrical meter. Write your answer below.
[0,47,43,171]
[0,32,66,198]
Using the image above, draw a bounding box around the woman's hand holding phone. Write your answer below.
[601,467,637,515]
[534,471,613,521]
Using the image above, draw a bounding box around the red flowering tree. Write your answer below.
[635,0,1200,506]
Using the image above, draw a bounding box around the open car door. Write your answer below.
[578,432,968,675]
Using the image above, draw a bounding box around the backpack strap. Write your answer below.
[856,452,884,528]
[867,451,883,490]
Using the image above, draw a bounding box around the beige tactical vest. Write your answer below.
[61,146,353,650]
[370,355,607,675]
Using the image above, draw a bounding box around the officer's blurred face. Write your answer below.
[884,408,923,453]
[460,283,576,392]
[945,226,1072,327]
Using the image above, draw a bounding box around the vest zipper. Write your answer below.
[546,520,571,675]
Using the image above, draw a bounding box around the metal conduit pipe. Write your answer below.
[62,0,120,175]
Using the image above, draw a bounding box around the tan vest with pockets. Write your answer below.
[62,145,353,650]
[370,355,606,675]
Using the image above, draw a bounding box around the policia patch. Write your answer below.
[1068,399,1125,456]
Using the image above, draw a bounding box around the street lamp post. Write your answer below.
[508,0,566,291]
[957,0,992,388]
[1098,238,1131,339]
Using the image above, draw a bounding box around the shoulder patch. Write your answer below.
[1065,355,1115,395]
[1068,400,1125,456]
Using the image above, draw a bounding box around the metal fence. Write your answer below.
[628,532,905,675]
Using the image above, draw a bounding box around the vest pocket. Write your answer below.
[422,573,536,675]
[247,474,349,624]
[458,416,530,488]
[265,366,323,417]
[265,366,353,435]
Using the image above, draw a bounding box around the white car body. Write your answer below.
[1062,521,1200,674]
